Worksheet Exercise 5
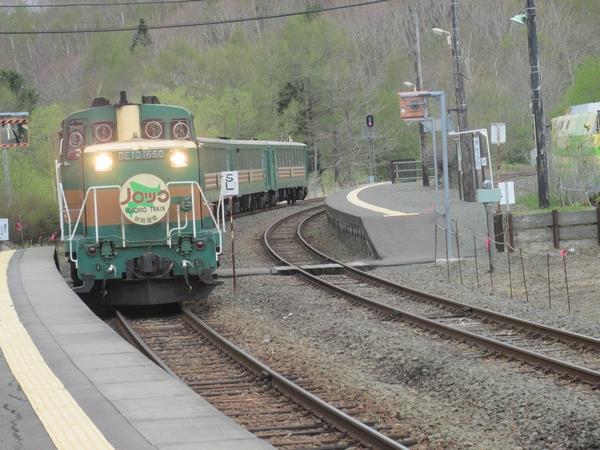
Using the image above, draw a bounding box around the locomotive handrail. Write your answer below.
[62,181,222,267]
[56,176,72,241]
[165,180,222,254]
[67,185,122,266]
[59,183,72,243]
[167,205,189,240]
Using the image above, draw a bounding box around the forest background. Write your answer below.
[0,0,599,240]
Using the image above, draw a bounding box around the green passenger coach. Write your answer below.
[197,137,308,209]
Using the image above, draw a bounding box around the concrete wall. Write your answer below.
[326,206,377,259]
[511,208,600,250]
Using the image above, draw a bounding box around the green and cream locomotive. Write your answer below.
[56,92,221,305]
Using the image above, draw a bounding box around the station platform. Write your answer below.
[0,247,273,450]
[326,182,441,264]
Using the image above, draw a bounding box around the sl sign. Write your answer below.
[220,171,239,196]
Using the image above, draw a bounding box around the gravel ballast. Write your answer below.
[188,196,600,449]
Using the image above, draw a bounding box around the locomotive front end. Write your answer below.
[76,141,218,304]
[57,95,221,305]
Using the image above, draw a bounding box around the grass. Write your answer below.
[514,193,593,214]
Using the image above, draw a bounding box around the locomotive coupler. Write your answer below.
[182,259,194,292]
[101,264,116,297]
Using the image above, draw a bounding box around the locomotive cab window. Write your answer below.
[171,119,191,140]
[143,120,165,139]
[67,121,85,160]
[92,122,115,144]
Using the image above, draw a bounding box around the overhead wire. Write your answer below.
[1,0,208,7]
[0,0,387,35]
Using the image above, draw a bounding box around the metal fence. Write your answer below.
[390,159,422,183]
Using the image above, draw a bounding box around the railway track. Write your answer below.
[114,308,412,450]
[264,206,600,386]
[229,196,324,220]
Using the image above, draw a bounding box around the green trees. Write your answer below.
[0,70,38,112]
[553,56,600,115]
[0,72,60,242]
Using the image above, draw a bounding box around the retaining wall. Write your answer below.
[325,205,377,259]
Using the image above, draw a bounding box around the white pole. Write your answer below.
[430,118,439,211]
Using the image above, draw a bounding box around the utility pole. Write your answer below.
[411,8,429,187]
[450,0,475,201]
[526,0,549,208]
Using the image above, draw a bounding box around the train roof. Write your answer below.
[84,139,197,153]
[197,137,306,147]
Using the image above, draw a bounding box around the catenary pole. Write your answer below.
[411,8,429,187]
[450,0,475,201]
[526,0,549,208]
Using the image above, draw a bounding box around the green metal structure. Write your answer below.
[551,102,600,202]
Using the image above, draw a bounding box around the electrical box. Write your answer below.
[476,188,502,204]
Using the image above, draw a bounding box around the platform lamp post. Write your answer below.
[403,81,429,188]
[398,90,453,259]
[405,82,440,205]
[510,0,549,208]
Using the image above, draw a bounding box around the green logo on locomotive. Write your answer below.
[119,173,171,225]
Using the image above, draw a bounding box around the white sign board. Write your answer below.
[498,181,515,205]
[0,218,8,241]
[491,123,506,144]
[481,157,488,167]
[473,134,482,170]
[220,171,239,196]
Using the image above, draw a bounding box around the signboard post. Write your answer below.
[398,90,453,258]
[0,218,8,251]
[365,115,375,184]
[498,180,515,252]
[491,123,506,185]
[498,181,515,209]
[220,171,239,294]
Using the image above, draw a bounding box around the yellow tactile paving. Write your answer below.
[0,251,114,450]
[346,182,419,217]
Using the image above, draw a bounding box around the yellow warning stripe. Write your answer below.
[346,183,419,217]
[0,251,114,450]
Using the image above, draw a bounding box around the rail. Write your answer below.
[115,308,408,450]
[263,207,600,386]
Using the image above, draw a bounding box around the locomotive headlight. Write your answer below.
[170,150,188,168]
[94,153,113,172]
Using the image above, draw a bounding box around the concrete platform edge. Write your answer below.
[8,247,274,450]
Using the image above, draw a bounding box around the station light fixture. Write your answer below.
[510,12,527,25]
